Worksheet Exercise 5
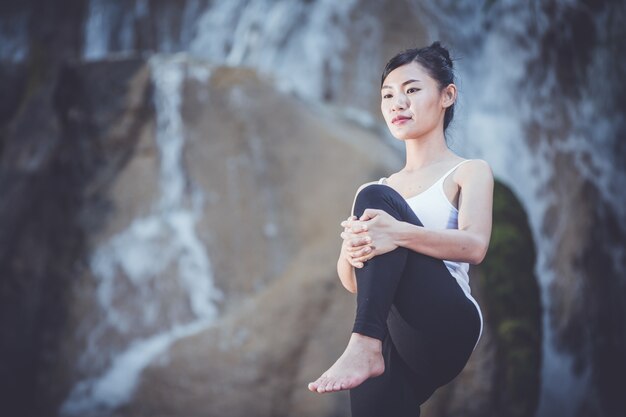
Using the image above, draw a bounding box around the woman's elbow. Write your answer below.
[340,278,357,293]
[344,284,357,294]
[468,242,489,265]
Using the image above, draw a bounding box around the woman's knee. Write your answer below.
[355,184,402,209]
[354,184,406,219]
[354,183,422,227]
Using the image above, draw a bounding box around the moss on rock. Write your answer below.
[479,180,542,417]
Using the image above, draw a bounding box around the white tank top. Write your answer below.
[379,159,483,346]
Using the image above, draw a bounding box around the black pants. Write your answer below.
[349,184,481,417]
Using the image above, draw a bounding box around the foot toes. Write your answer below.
[324,378,337,392]
[316,376,329,393]
[309,374,327,393]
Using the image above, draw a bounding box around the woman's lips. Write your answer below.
[391,115,412,125]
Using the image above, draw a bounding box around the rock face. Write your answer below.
[0,55,543,417]
[0,57,154,417]
[126,175,541,417]
[4,2,626,414]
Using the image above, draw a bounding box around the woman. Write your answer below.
[307,42,494,416]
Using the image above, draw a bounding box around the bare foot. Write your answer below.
[308,333,384,394]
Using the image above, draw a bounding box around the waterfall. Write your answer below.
[3,0,621,414]
[0,8,30,61]
[75,0,623,414]
[416,1,626,415]
[188,0,360,101]
[81,0,364,101]
[451,19,590,417]
[60,54,222,415]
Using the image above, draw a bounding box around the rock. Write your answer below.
[0,55,542,417]
[0,55,154,417]
[115,59,399,417]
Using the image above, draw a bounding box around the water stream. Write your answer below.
[3,0,623,414]
[74,0,625,414]
[60,54,222,415]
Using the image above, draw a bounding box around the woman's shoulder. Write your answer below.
[455,159,494,185]
[458,158,492,173]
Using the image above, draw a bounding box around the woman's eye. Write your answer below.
[382,94,392,99]
[407,87,420,94]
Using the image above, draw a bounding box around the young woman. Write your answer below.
[307,42,494,416]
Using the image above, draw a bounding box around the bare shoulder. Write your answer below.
[456,159,494,185]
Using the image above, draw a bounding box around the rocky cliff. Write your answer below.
[1,1,625,416]
[0,55,541,417]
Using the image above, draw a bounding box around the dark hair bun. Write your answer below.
[429,41,453,68]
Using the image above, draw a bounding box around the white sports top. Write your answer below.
[378,159,483,345]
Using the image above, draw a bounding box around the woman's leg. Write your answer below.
[351,185,416,341]
[308,184,481,408]
[348,184,481,415]
[308,185,414,394]
[349,334,425,417]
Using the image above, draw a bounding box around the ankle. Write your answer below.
[349,332,383,353]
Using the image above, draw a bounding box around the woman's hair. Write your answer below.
[381,41,456,131]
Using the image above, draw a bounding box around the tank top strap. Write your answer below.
[438,159,473,184]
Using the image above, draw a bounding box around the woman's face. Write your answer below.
[380,62,455,141]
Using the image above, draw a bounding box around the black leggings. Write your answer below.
[349,184,481,417]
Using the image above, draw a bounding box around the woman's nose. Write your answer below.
[392,94,408,110]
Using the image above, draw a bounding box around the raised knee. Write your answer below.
[353,184,405,218]
[356,183,398,203]
[356,184,389,200]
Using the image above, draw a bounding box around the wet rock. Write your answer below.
[0,55,542,417]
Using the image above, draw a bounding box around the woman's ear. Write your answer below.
[441,83,457,108]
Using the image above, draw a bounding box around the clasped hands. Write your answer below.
[340,209,400,268]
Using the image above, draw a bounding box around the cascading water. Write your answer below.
[81,0,366,101]
[416,2,626,415]
[4,0,622,414]
[60,54,222,415]
[0,8,30,61]
[424,4,590,415]
[74,0,625,414]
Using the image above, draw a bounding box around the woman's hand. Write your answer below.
[340,216,371,268]
[340,210,401,268]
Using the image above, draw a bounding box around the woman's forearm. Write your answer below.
[337,249,357,293]
[392,221,489,265]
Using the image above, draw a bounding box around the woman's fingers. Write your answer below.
[340,231,371,245]
[345,245,375,268]
[346,236,371,249]
[352,245,372,258]
[340,217,369,234]
[351,253,372,268]
[359,208,382,221]
[340,216,357,228]
[340,216,375,269]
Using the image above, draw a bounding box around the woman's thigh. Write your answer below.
[391,255,481,386]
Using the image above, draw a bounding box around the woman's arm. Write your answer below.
[346,160,494,265]
[336,181,379,293]
[337,237,358,293]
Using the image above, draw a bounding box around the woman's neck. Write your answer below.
[403,131,452,172]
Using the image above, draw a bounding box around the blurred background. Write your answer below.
[0,0,624,416]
